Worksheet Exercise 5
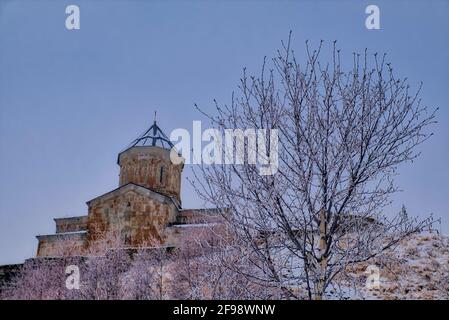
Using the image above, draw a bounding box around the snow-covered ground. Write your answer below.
[333,232,449,299]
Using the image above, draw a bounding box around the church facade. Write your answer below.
[36,121,219,257]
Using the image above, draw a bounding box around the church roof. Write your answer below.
[117,117,175,164]
[125,120,174,150]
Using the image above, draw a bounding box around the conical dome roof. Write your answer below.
[117,116,175,164]
[126,120,174,149]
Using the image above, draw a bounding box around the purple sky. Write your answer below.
[0,0,448,265]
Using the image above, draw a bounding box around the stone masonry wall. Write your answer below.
[36,233,86,257]
[87,186,178,248]
[118,146,183,204]
[55,216,88,233]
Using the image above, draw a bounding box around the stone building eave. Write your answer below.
[36,231,87,241]
[53,215,87,222]
[85,182,181,210]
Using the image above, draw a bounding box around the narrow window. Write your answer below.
[159,166,164,185]
[121,228,131,245]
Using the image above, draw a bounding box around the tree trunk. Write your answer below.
[315,208,328,300]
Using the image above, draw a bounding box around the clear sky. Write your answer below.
[0,0,448,265]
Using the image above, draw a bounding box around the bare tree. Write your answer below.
[171,224,283,299]
[192,34,437,299]
[123,241,174,300]
[1,258,66,300]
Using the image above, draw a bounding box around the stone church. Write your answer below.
[36,120,219,257]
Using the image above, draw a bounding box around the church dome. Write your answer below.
[117,119,183,204]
